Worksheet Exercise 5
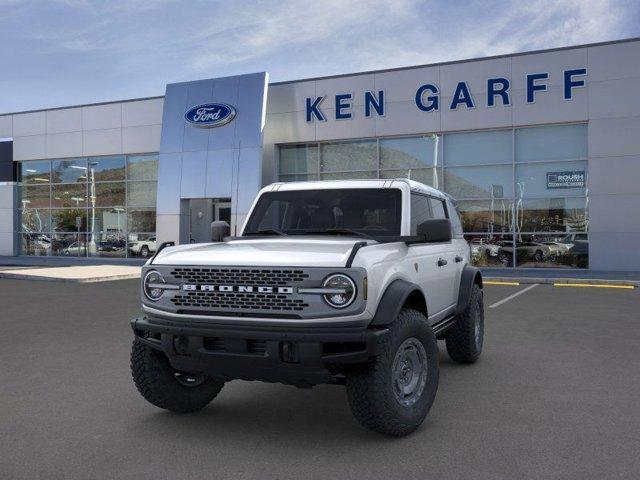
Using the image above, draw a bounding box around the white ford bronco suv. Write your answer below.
[131,179,484,436]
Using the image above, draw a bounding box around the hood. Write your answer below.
[151,236,372,267]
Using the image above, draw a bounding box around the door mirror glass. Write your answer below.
[416,218,452,242]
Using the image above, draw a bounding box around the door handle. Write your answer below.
[455,255,463,263]
[437,258,448,267]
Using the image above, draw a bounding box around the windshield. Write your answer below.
[243,188,402,237]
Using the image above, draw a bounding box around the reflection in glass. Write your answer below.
[457,200,513,233]
[20,209,51,233]
[515,197,587,233]
[279,173,319,182]
[91,208,126,238]
[52,183,87,208]
[90,156,125,182]
[88,233,126,258]
[94,182,125,207]
[279,145,318,176]
[50,233,87,257]
[321,141,377,172]
[465,234,514,267]
[52,209,87,232]
[21,233,52,256]
[380,136,440,169]
[320,171,377,180]
[516,161,587,198]
[127,234,157,258]
[21,160,50,184]
[128,209,156,232]
[444,165,513,199]
[51,158,87,183]
[127,154,158,181]
[21,185,50,208]
[516,124,587,163]
[127,181,157,207]
[380,168,439,188]
[514,234,588,269]
[444,130,512,166]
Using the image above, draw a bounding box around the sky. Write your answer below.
[0,0,638,113]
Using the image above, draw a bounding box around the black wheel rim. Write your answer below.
[392,337,428,407]
[173,370,207,387]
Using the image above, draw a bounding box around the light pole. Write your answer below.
[71,162,98,254]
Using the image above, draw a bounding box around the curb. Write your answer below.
[0,272,141,283]
[484,277,639,287]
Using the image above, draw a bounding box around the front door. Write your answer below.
[189,199,232,243]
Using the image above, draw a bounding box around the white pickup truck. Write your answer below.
[130,179,484,436]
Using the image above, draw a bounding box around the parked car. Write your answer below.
[128,237,156,258]
[498,241,553,264]
[63,242,86,256]
[469,238,501,259]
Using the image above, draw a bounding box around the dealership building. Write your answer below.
[0,37,639,271]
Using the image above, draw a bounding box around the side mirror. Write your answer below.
[211,220,230,242]
[416,218,452,243]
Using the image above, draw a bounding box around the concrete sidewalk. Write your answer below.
[481,268,640,287]
[0,265,141,283]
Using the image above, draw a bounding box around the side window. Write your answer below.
[446,199,464,237]
[429,198,447,219]
[410,194,432,234]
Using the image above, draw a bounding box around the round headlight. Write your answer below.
[322,274,356,308]
[143,270,165,301]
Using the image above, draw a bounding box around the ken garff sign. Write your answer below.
[547,170,586,189]
[185,103,237,128]
[305,68,587,122]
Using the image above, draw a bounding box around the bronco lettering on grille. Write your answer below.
[182,285,294,294]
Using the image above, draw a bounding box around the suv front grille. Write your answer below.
[170,268,309,285]
[170,291,309,311]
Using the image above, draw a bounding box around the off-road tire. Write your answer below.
[345,309,439,437]
[445,283,484,363]
[131,339,224,413]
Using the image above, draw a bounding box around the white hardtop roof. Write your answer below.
[263,178,447,199]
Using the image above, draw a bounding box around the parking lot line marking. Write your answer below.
[554,283,635,289]
[489,283,539,309]
[484,281,520,286]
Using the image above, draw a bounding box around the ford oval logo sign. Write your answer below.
[184,103,236,128]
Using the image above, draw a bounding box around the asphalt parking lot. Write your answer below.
[1,279,639,480]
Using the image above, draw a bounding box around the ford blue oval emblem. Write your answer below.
[184,103,237,128]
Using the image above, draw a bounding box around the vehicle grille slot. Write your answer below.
[170,291,309,311]
[170,268,309,285]
[202,337,267,356]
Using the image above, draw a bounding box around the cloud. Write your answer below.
[0,0,637,111]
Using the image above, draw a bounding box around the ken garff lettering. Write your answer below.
[305,68,587,122]
[185,103,237,128]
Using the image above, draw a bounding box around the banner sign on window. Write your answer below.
[546,171,585,189]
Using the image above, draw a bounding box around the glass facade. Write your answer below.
[277,124,588,268]
[18,154,158,258]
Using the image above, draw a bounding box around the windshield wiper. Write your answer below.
[244,229,288,236]
[304,228,372,239]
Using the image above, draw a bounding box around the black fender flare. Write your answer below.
[370,279,425,326]
[455,265,483,315]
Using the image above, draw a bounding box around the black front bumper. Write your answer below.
[131,316,388,387]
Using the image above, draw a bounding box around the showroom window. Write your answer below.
[277,124,588,268]
[18,154,158,258]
